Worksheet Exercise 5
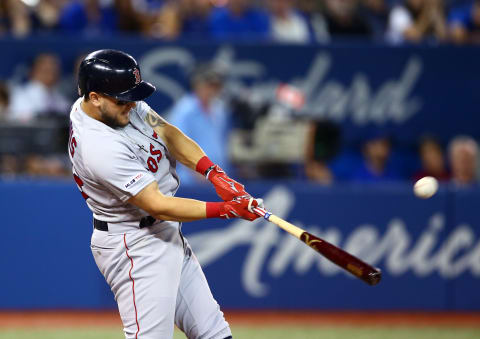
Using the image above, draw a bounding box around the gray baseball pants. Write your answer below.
[91,222,232,339]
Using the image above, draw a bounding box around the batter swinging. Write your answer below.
[68,49,261,339]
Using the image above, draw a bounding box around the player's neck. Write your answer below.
[81,99,101,121]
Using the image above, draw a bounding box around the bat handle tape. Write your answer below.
[253,207,271,220]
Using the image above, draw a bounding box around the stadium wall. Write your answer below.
[1,180,479,310]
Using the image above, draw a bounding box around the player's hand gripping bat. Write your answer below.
[252,206,382,286]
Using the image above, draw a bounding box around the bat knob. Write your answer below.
[367,268,382,286]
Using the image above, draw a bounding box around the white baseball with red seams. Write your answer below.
[413,176,439,199]
[69,98,231,339]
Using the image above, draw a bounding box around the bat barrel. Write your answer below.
[301,232,381,286]
[367,270,382,286]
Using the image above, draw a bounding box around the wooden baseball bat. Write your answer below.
[253,207,381,286]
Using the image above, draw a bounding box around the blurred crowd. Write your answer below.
[0,0,479,44]
[305,123,480,187]
[0,52,72,178]
[0,51,478,189]
[0,0,479,186]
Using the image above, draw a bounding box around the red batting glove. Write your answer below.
[206,197,260,221]
[196,156,249,201]
[208,165,249,201]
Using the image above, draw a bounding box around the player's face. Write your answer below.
[98,95,135,128]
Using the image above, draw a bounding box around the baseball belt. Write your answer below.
[93,216,156,231]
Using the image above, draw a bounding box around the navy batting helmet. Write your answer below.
[78,49,155,102]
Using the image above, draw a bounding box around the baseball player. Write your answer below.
[68,49,261,339]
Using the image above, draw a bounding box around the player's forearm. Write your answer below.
[150,196,207,222]
[154,195,260,222]
[129,181,211,222]
[129,181,258,222]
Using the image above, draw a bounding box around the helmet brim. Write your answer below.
[113,81,156,102]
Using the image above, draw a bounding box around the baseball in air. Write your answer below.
[413,176,439,199]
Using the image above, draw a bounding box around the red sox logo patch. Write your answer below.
[133,68,141,84]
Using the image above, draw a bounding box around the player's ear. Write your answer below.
[88,92,102,106]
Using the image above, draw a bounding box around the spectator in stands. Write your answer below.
[57,0,118,35]
[116,0,182,39]
[24,154,69,177]
[319,0,373,39]
[31,0,66,32]
[168,63,231,184]
[359,0,390,39]
[178,0,212,38]
[351,132,400,182]
[413,135,450,182]
[0,1,7,35]
[115,0,143,34]
[266,0,311,43]
[0,82,18,177]
[1,0,67,36]
[0,0,31,37]
[209,0,270,40]
[0,82,10,122]
[149,0,183,39]
[294,0,324,40]
[8,53,70,123]
[0,154,20,177]
[448,135,478,186]
[304,120,341,185]
[386,0,448,44]
[0,0,11,36]
[448,0,480,44]
[296,0,322,14]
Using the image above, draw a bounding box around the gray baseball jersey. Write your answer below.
[69,98,179,223]
[69,98,231,339]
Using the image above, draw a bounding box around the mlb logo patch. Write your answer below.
[125,173,143,189]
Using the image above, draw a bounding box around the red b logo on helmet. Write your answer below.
[133,68,141,84]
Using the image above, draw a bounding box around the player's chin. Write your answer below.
[118,112,130,126]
